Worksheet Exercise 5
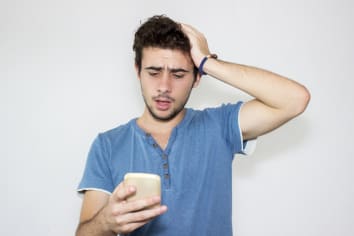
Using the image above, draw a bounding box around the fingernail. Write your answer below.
[129,186,136,192]
[160,205,168,213]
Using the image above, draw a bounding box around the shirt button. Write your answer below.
[152,143,158,148]
[164,174,169,179]
[162,154,168,159]
[163,163,168,169]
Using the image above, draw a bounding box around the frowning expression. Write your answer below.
[137,47,200,121]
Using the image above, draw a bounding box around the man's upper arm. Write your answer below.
[79,190,110,223]
[239,99,291,140]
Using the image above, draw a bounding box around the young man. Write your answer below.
[76,15,310,236]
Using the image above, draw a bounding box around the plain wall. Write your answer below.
[1,0,354,235]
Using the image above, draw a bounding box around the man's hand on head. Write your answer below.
[181,23,212,68]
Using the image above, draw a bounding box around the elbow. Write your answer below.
[291,85,311,117]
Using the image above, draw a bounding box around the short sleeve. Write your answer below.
[222,102,257,156]
[77,134,114,195]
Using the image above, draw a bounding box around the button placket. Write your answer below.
[161,152,170,188]
[145,132,171,189]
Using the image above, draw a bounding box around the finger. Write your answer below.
[181,23,203,39]
[116,221,150,234]
[126,204,168,223]
[118,195,162,214]
[181,23,196,33]
[112,182,136,202]
[116,204,168,227]
[180,23,195,38]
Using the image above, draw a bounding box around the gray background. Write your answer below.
[1,0,353,235]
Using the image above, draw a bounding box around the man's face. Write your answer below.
[137,47,200,121]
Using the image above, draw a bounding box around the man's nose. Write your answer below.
[157,73,172,93]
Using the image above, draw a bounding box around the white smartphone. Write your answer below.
[124,172,161,202]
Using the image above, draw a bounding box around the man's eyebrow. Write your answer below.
[144,66,190,73]
[170,68,189,73]
[144,66,162,71]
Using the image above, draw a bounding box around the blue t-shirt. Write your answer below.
[78,102,253,236]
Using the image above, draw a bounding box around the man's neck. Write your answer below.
[136,108,186,150]
[137,108,186,135]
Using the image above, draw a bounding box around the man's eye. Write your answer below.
[149,72,159,77]
[174,74,184,79]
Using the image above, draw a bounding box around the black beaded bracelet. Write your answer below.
[198,54,218,75]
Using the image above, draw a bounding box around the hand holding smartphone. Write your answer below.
[124,172,161,203]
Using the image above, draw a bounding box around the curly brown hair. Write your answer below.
[133,15,197,77]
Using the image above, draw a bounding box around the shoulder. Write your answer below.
[103,119,135,136]
[188,102,243,120]
[96,119,137,146]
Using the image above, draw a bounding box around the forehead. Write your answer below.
[141,47,193,69]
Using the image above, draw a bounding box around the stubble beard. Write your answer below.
[142,89,193,122]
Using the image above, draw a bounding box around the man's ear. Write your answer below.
[193,73,202,88]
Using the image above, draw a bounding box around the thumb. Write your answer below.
[111,181,136,202]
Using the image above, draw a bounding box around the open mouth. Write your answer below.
[155,99,172,111]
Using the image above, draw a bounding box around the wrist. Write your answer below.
[98,205,117,236]
[198,54,218,75]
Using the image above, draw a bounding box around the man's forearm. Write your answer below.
[203,58,309,114]
[76,211,115,236]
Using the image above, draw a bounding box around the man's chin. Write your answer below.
[149,109,182,122]
[151,113,177,122]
